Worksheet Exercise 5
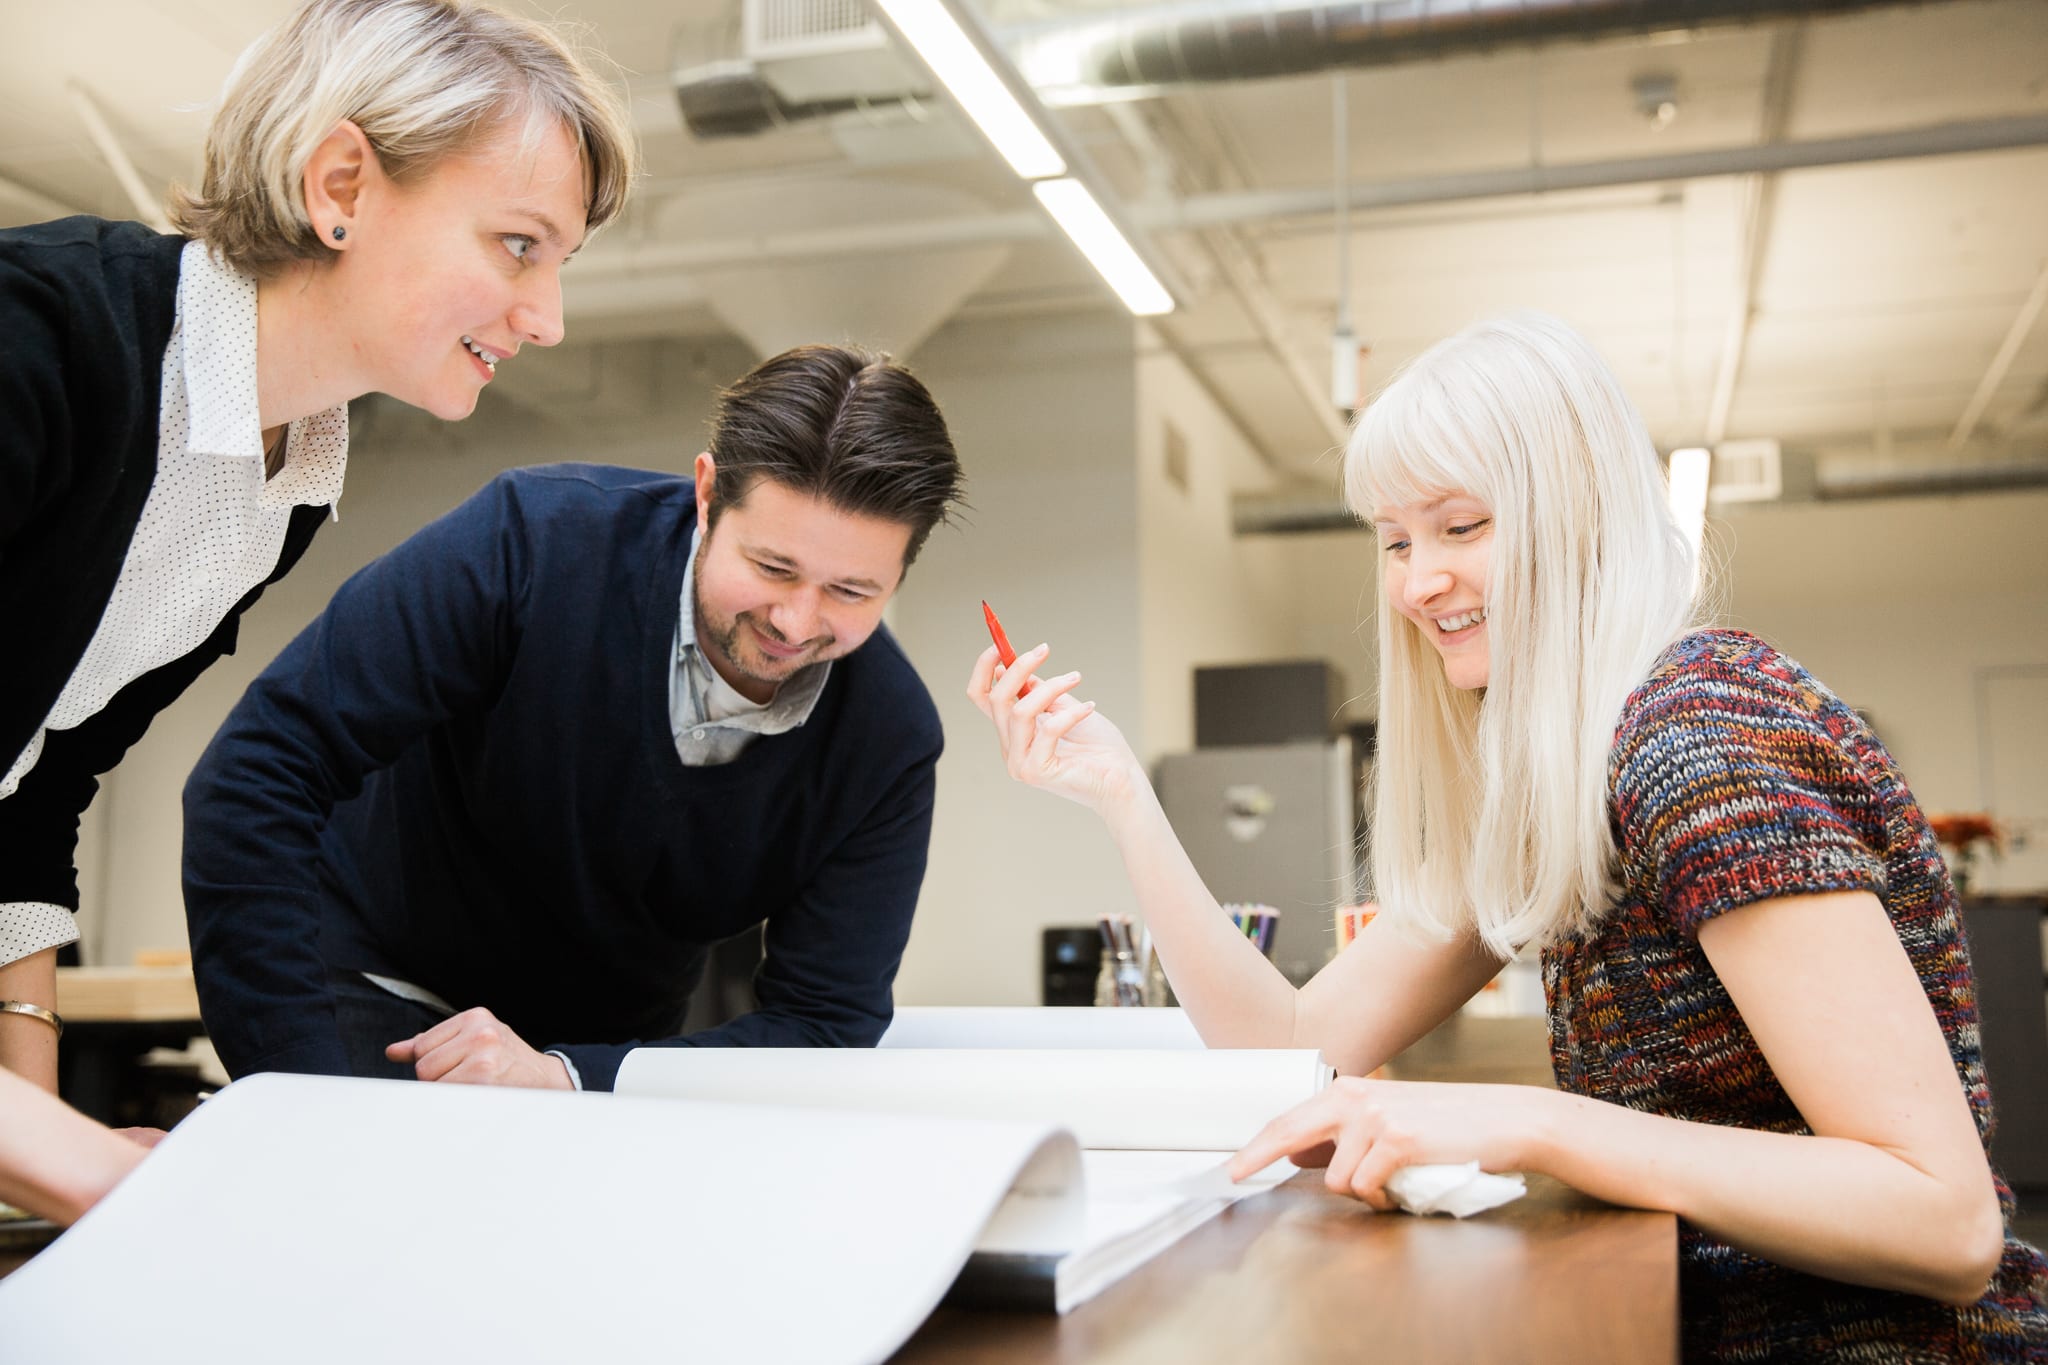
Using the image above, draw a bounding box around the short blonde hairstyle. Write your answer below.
[1345,313,1703,955]
[169,0,638,277]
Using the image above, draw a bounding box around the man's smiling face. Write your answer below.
[691,454,911,704]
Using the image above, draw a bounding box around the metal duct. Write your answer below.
[674,59,932,138]
[1232,488,1358,534]
[1007,0,1916,105]
[1232,460,2048,533]
[1813,460,2048,502]
[678,0,1921,136]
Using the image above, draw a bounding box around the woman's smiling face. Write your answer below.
[1374,492,1496,690]
[330,115,589,419]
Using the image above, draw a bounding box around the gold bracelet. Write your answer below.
[0,1001,63,1040]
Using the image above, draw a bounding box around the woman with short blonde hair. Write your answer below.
[971,313,2047,1359]
[169,0,634,276]
[0,0,636,1223]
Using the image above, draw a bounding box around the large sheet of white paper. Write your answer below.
[863,1015,1523,1223]
[880,1006,1204,1050]
[0,1074,1078,1365]
[616,1047,1332,1151]
[970,1150,1295,1313]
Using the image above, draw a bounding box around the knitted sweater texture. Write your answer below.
[1545,629,2048,1362]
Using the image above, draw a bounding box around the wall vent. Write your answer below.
[1709,437,1783,503]
[739,0,916,103]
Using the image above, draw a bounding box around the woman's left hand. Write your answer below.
[1226,1077,1551,1209]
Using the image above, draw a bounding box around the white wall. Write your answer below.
[1268,531,1386,725]
[1711,488,2048,893]
[886,310,1146,1005]
[1132,330,1308,759]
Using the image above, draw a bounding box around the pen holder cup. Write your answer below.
[1335,904,1378,951]
[1143,949,1172,1007]
[1094,949,1148,1007]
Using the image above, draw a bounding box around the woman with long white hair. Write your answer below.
[969,312,2047,1359]
[0,0,636,1221]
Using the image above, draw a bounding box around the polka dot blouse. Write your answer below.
[0,240,349,965]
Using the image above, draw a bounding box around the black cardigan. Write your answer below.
[0,216,326,910]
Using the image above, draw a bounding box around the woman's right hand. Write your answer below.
[967,643,1146,819]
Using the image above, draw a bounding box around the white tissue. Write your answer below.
[1184,1158,1526,1216]
[1384,1161,1526,1217]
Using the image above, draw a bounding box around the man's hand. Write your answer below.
[385,1007,573,1090]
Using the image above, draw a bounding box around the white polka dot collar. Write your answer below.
[176,240,349,512]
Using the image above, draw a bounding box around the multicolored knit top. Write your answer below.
[1543,629,2048,1362]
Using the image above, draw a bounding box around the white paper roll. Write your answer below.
[616,1047,1334,1151]
[879,1006,1204,1051]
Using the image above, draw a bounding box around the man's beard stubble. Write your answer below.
[695,580,831,688]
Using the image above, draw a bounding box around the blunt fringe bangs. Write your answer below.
[1345,312,1704,956]
[168,0,638,277]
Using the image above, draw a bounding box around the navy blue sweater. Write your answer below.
[183,465,942,1091]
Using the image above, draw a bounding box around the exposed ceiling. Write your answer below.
[2,0,2043,483]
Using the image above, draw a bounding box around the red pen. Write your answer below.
[981,599,1034,694]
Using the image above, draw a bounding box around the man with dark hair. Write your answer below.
[183,346,966,1092]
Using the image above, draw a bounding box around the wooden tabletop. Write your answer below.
[893,1171,1676,1364]
[0,1173,1680,1362]
[54,966,201,1024]
[2,1174,1673,1363]
[8,1007,1669,1360]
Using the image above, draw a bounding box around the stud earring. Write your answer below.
[332,225,347,242]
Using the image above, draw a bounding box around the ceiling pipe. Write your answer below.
[1095,99,1350,460]
[1007,0,1920,105]
[677,0,1927,132]
[671,60,937,138]
[1144,113,2048,228]
[1231,486,1359,534]
[1815,459,2048,501]
[1702,25,1800,447]
[1233,458,2048,532]
[576,113,2048,279]
[1946,259,2048,453]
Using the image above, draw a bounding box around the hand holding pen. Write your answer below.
[966,601,1146,818]
[980,601,1033,695]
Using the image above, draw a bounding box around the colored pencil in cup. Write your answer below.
[1335,903,1378,948]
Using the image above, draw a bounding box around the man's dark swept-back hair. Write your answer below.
[704,345,967,566]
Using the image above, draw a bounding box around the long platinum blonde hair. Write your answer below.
[1346,313,1701,954]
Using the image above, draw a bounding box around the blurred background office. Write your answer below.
[5,0,2044,1134]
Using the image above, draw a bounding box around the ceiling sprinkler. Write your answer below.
[1633,72,1680,130]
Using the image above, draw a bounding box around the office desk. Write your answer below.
[55,966,202,1023]
[7,1008,1674,1360]
[894,1171,1675,1364]
[0,1172,1673,1361]
[54,966,207,1127]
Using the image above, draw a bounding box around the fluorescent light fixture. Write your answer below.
[1668,446,1712,582]
[870,0,1066,180]
[1032,178,1175,316]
